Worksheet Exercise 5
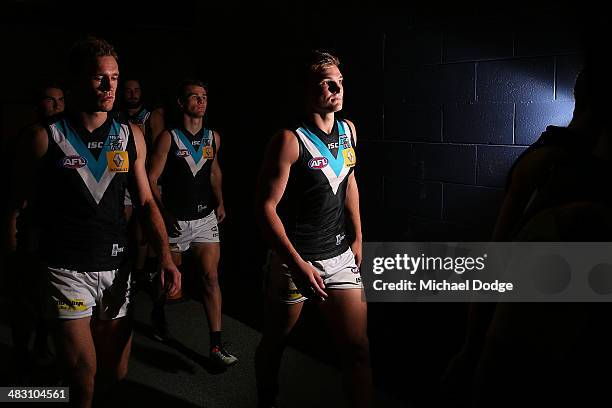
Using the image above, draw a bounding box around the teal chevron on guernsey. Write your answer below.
[295,120,353,195]
[49,118,130,204]
[170,128,213,176]
[298,120,346,177]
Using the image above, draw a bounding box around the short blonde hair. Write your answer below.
[307,50,340,75]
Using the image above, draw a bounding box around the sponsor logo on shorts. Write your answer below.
[176,149,191,157]
[350,266,360,274]
[286,288,303,301]
[56,298,87,312]
[356,276,362,284]
[308,157,329,169]
[61,155,87,169]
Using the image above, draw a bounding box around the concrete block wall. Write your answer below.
[358,18,584,241]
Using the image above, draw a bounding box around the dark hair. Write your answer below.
[176,79,207,101]
[68,36,118,75]
[34,81,64,103]
[122,78,141,87]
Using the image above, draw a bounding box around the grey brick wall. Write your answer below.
[359,19,584,241]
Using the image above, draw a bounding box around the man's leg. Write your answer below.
[191,242,221,332]
[53,317,96,408]
[255,254,306,407]
[318,289,372,408]
[151,251,182,341]
[255,299,304,407]
[92,317,132,389]
[191,242,238,366]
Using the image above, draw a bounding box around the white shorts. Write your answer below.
[264,247,363,304]
[169,211,219,252]
[45,266,131,320]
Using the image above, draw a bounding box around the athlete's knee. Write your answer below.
[68,357,96,389]
[259,329,290,350]
[341,335,370,365]
[97,360,129,384]
[200,269,219,288]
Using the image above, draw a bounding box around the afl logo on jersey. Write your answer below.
[176,149,191,157]
[61,155,87,169]
[308,157,328,169]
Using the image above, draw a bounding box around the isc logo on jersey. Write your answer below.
[87,141,105,149]
[308,157,328,169]
[176,149,191,157]
[61,155,87,169]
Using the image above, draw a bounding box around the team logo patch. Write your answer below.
[56,298,87,312]
[202,146,214,159]
[106,151,129,173]
[308,157,329,169]
[108,134,123,150]
[342,148,357,167]
[176,149,191,157]
[339,135,351,149]
[61,155,87,169]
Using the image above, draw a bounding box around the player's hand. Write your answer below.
[216,203,226,224]
[351,238,362,267]
[159,259,181,297]
[290,259,328,300]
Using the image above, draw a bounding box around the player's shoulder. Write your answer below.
[337,117,357,144]
[274,128,299,145]
[340,117,355,129]
[266,128,299,162]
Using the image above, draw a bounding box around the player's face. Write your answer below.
[78,56,119,112]
[40,87,65,117]
[180,85,207,118]
[123,80,142,109]
[311,65,343,114]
